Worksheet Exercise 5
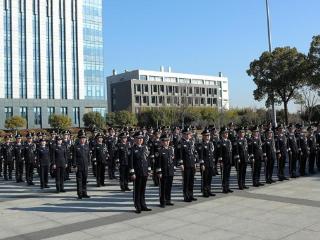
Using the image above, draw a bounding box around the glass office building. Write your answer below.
[0,0,106,129]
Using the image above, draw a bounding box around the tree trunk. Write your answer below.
[284,101,289,125]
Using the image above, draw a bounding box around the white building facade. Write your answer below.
[0,0,106,129]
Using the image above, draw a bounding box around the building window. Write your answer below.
[135,96,140,104]
[150,76,163,82]
[143,84,148,93]
[159,85,164,93]
[188,97,193,105]
[189,87,193,94]
[201,98,205,105]
[151,96,156,104]
[34,107,42,125]
[136,84,141,92]
[73,107,80,125]
[61,107,67,115]
[213,98,217,105]
[201,88,206,95]
[5,107,13,120]
[207,98,211,105]
[167,97,171,104]
[140,75,147,81]
[214,88,218,95]
[4,0,12,99]
[20,107,28,121]
[142,96,148,104]
[152,85,158,94]
[33,0,41,99]
[167,86,173,94]
[48,107,55,123]
[159,96,164,104]
[164,77,177,83]
[195,87,200,95]
[93,108,106,117]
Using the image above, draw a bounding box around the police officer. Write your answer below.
[52,136,67,193]
[148,129,162,186]
[275,124,289,181]
[197,129,216,197]
[73,131,91,199]
[115,132,131,191]
[262,128,276,184]
[295,124,308,176]
[37,138,50,189]
[106,128,117,179]
[2,135,14,181]
[92,133,108,187]
[248,126,264,187]
[24,133,37,185]
[233,127,249,190]
[49,131,57,178]
[307,126,317,174]
[178,127,198,202]
[129,131,151,214]
[217,127,233,193]
[315,123,320,171]
[287,124,299,178]
[62,131,73,181]
[210,127,220,176]
[156,133,175,207]
[13,134,24,183]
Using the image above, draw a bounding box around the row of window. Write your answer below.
[139,75,223,87]
[134,84,222,96]
[134,96,219,106]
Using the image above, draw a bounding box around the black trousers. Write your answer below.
[133,175,148,211]
[309,152,316,173]
[120,165,129,189]
[277,153,287,179]
[55,167,65,191]
[76,169,88,197]
[316,150,320,170]
[108,155,116,178]
[236,160,247,189]
[299,153,307,176]
[252,157,261,185]
[0,159,2,175]
[265,157,275,182]
[40,165,49,188]
[183,167,195,201]
[4,161,14,179]
[96,162,106,185]
[160,175,173,204]
[202,166,214,195]
[221,163,231,191]
[25,161,34,183]
[15,161,23,181]
[288,151,298,176]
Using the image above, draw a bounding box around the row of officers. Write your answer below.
[0,123,320,213]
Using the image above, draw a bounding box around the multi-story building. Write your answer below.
[0,0,106,129]
[107,68,229,113]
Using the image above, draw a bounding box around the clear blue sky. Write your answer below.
[103,0,320,111]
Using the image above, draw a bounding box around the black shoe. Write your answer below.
[166,202,174,206]
[121,188,126,192]
[41,186,44,189]
[60,189,66,193]
[96,184,101,187]
[101,183,106,186]
[239,187,244,190]
[243,186,249,189]
[191,197,197,201]
[283,177,289,180]
[142,207,152,211]
[228,189,233,193]
[271,180,276,183]
[258,183,264,186]
[56,190,60,194]
[223,190,228,194]
[160,204,165,208]
[135,209,141,214]
[83,194,90,198]
[125,187,131,191]
[203,194,209,198]
[184,198,192,202]
[209,192,216,197]
[45,185,50,188]
[77,196,82,200]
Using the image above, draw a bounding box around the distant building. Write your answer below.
[107,67,229,113]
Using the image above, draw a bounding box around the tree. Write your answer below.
[247,47,308,124]
[106,112,116,126]
[114,111,137,126]
[49,114,72,132]
[5,116,27,132]
[82,112,105,129]
[308,35,320,88]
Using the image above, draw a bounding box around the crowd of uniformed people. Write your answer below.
[0,122,320,213]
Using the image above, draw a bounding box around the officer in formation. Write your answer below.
[1,122,320,213]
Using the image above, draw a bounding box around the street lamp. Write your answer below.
[265,0,277,127]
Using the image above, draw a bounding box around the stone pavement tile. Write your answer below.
[125,214,167,227]
[218,219,298,240]
[305,221,320,232]
[275,204,320,217]
[44,231,95,240]
[82,223,135,237]
[226,206,268,219]
[164,223,212,240]
[232,196,288,210]
[137,233,178,240]
[281,230,320,240]
[197,228,243,240]
[106,228,155,240]
[139,218,189,233]
[157,206,199,219]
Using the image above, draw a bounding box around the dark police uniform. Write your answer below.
[92,135,108,187]
[73,134,90,199]
[296,129,308,176]
[307,128,317,174]
[156,135,175,207]
[2,138,15,181]
[63,138,73,181]
[129,131,151,213]
[52,141,67,192]
[106,133,117,179]
[24,138,37,185]
[37,142,50,188]
[115,134,131,191]
[275,128,289,181]
[315,127,320,170]
[287,129,299,178]
[248,130,264,187]
[233,132,249,189]
[148,135,161,186]
[262,129,276,184]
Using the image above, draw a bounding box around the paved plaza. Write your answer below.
[0,167,320,240]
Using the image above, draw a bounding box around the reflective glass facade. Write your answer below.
[83,0,105,100]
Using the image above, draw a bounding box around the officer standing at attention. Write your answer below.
[178,127,198,202]
[73,131,91,199]
[13,135,24,182]
[217,127,233,194]
[129,131,152,214]
[197,129,216,197]
[52,136,67,193]
[24,133,37,186]
[156,133,175,207]
[115,132,131,191]
[2,135,15,181]
[37,138,50,189]
[92,133,108,187]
